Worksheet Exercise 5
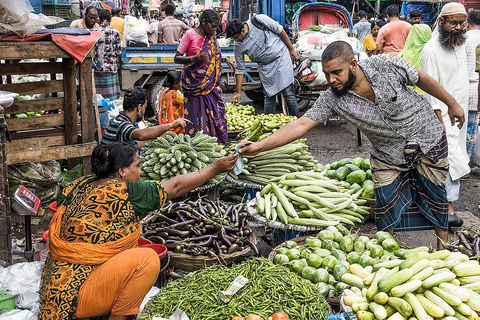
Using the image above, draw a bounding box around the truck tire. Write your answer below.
[148,78,167,118]
[244,89,264,102]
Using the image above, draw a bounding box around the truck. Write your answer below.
[120,44,264,117]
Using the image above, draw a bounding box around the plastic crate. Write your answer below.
[0,292,17,312]
[42,5,71,18]
[42,0,71,6]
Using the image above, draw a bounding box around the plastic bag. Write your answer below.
[0,309,35,320]
[123,16,149,48]
[0,0,64,38]
[152,308,190,320]
[8,161,61,203]
[137,286,161,320]
[472,128,480,166]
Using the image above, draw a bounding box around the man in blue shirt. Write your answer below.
[101,87,186,147]
[353,10,371,42]
[226,15,300,116]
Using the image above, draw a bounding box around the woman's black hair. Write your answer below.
[370,21,381,29]
[123,87,148,112]
[162,71,182,88]
[225,19,244,38]
[91,142,139,179]
[199,9,220,24]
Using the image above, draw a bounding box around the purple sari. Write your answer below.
[182,34,228,144]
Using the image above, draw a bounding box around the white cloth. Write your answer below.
[420,34,471,181]
[466,30,480,111]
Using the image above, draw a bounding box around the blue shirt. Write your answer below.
[353,20,372,42]
[233,14,294,97]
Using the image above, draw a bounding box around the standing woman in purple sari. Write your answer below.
[174,10,233,144]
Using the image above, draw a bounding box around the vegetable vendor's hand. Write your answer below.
[448,101,465,129]
[238,141,261,156]
[195,53,208,63]
[289,48,299,61]
[232,92,241,104]
[212,153,238,173]
[172,118,187,129]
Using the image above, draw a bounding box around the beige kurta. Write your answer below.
[421,34,470,181]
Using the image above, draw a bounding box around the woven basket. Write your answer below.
[169,233,256,272]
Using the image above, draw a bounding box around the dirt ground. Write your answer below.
[10,94,480,256]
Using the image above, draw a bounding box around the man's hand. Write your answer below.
[447,102,465,129]
[289,48,299,61]
[238,141,262,156]
[232,92,241,104]
[171,118,187,129]
[225,57,236,73]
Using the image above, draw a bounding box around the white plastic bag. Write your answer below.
[137,286,161,320]
[0,309,35,320]
[123,16,149,47]
[0,0,64,38]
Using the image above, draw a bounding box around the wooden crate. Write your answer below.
[0,41,97,172]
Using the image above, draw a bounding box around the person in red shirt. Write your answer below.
[375,5,412,56]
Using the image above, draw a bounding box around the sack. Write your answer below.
[472,126,480,166]
[0,0,63,38]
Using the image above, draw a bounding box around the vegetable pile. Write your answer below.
[144,258,331,320]
[238,115,297,142]
[444,229,480,259]
[234,141,318,185]
[320,157,375,199]
[142,199,258,256]
[340,243,480,320]
[272,226,400,298]
[228,312,291,320]
[225,102,296,132]
[255,171,371,226]
[140,131,225,182]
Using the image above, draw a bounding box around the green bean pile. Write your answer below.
[144,258,331,320]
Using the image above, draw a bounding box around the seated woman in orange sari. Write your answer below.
[38,142,237,320]
[159,71,185,134]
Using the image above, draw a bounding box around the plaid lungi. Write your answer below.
[373,134,449,232]
[94,71,121,100]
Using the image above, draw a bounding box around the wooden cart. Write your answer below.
[0,40,97,265]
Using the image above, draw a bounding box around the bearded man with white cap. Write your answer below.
[421,2,470,228]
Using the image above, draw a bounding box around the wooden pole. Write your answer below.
[92,73,102,143]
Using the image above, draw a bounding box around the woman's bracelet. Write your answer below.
[197,170,206,184]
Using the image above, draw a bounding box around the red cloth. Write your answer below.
[0,31,103,63]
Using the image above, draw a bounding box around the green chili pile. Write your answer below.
[143,258,331,320]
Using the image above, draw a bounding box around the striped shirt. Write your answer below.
[101,112,136,144]
[157,16,189,44]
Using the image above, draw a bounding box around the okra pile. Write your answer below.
[144,258,330,320]
[233,140,318,186]
[140,131,225,182]
[255,170,371,226]
[142,199,258,256]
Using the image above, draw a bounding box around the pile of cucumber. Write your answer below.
[341,244,480,320]
[140,131,225,182]
[255,170,371,226]
[320,157,375,199]
[234,140,318,186]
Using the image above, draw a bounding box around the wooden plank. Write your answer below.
[7,142,98,165]
[80,57,95,144]
[6,114,65,131]
[6,135,66,152]
[10,127,65,140]
[0,80,64,95]
[7,97,64,114]
[0,62,63,76]
[0,42,72,60]
[63,59,78,146]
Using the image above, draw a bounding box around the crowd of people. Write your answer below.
[35,3,480,319]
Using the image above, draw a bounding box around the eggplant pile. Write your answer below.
[142,199,259,256]
[444,230,480,259]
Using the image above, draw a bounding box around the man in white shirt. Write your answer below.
[421,2,470,228]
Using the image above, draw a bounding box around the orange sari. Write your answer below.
[159,89,185,134]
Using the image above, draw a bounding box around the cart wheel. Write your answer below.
[148,78,168,119]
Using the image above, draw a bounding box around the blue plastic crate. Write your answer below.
[42,0,71,6]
